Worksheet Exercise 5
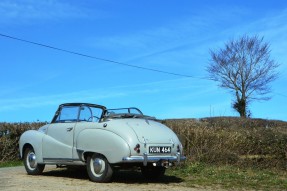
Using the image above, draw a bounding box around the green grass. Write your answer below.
[0,160,23,168]
[167,162,287,190]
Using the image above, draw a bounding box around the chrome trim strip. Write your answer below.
[43,158,74,161]
[43,158,82,162]
[43,158,84,165]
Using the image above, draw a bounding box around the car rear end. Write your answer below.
[121,119,186,167]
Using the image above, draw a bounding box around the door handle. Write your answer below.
[67,127,73,132]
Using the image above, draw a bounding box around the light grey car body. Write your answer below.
[19,103,185,182]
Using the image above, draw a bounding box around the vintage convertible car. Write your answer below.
[19,103,186,182]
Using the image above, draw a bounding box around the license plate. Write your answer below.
[149,146,171,153]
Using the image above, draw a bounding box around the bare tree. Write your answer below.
[207,35,279,117]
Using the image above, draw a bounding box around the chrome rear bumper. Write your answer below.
[122,152,186,166]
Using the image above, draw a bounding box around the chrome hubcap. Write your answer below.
[28,152,36,169]
[92,158,105,176]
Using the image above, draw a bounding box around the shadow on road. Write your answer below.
[42,166,184,184]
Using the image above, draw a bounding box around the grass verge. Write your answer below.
[166,162,287,190]
[0,160,23,168]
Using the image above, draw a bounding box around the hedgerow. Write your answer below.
[1,118,286,169]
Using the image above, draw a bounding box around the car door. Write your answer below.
[42,106,79,162]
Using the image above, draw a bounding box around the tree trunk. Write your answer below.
[233,98,247,118]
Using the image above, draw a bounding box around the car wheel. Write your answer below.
[23,147,45,175]
[141,166,166,179]
[86,153,113,183]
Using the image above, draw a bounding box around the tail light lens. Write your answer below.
[134,144,140,153]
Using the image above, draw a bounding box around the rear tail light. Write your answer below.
[177,144,181,152]
[134,144,140,153]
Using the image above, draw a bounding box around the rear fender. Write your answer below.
[76,129,131,163]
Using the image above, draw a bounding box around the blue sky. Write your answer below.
[0,0,286,122]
